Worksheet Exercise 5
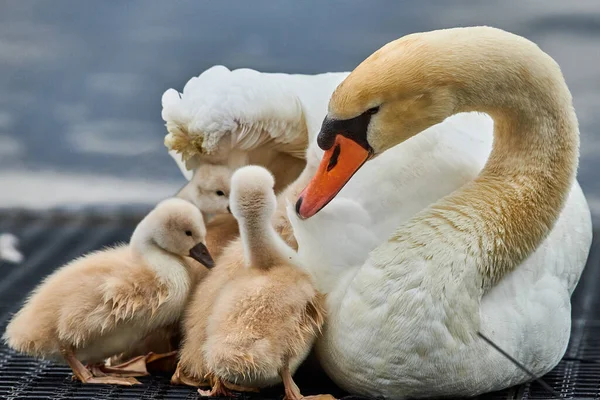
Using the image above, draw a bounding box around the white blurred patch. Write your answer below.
[0,233,23,264]
[66,120,160,156]
[0,170,181,208]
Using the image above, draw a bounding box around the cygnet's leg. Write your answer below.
[280,363,337,400]
[281,364,303,400]
[198,375,234,397]
[60,348,140,385]
[100,351,178,377]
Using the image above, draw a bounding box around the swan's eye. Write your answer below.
[216,190,225,196]
[366,106,379,115]
[185,230,192,237]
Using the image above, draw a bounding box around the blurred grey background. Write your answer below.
[0,0,599,222]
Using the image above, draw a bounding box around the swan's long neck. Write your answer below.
[386,28,579,289]
[462,105,576,279]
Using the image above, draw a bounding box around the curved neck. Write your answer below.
[175,183,196,206]
[389,29,579,288]
[446,107,577,288]
[130,224,190,289]
[238,213,294,270]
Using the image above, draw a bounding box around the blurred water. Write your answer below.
[0,0,599,220]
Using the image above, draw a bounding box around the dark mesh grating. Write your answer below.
[0,209,598,400]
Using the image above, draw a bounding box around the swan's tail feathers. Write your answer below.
[286,197,378,269]
[162,66,308,167]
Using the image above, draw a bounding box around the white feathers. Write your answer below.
[161,66,348,177]
[287,198,379,294]
[163,66,304,164]
[0,233,23,264]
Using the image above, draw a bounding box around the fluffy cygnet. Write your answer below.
[3,198,215,385]
[107,212,240,369]
[176,163,232,219]
[177,166,326,399]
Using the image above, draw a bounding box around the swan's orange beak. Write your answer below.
[296,135,371,219]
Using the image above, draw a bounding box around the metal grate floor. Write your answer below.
[0,208,598,400]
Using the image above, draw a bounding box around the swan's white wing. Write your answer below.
[162,66,349,176]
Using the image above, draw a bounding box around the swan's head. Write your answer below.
[137,198,215,268]
[178,164,232,215]
[229,166,276,223]
[296,31,458,219]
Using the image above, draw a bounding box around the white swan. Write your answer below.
[288,26,593,398]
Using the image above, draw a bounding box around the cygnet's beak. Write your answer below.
[189,242,215,269]
[296,134,371,219]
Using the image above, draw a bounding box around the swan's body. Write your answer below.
[289,27,592,398]
[4,198,215,385]
[291,158,590,397]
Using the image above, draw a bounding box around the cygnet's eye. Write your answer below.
[216,190,225,196]
[366,106,380,115]
[185,230,192,237]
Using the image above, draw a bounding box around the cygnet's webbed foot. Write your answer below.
[85,363,107,377]
[61,348,141,386]
[99,355,149,377]
[101,351,178,377]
